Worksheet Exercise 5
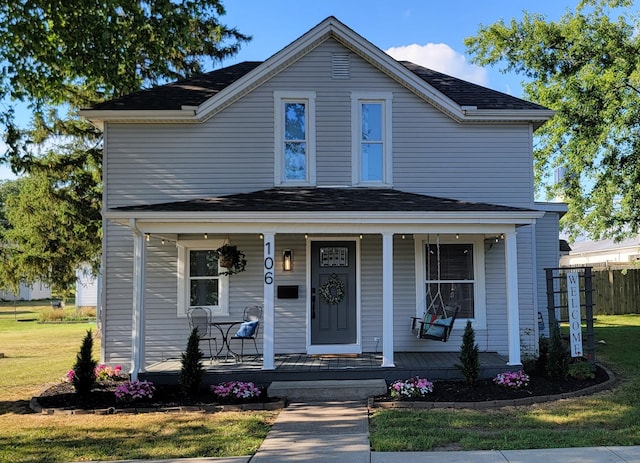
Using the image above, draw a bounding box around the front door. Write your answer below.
[310,241,357,348]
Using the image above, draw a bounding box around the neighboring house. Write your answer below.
[81,17,564,379]
[560,236,640,268]
[75,264,101,309]
[0,282,52,302]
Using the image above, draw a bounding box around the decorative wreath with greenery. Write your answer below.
[319,274,345,305]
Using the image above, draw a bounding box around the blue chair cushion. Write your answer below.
[235,320,259,338]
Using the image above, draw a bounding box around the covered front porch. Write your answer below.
[141,351,510,385]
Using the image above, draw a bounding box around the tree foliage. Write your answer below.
[465,0,640,240]
[0,1,250,291]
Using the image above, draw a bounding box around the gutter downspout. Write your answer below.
[129,219,147,381]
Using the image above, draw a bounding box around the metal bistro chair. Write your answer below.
[230,305,263,361]
[187,307,218,360]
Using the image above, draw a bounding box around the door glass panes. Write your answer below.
[284,102,307,180]
[189,250,219,307]
[360,103,383,181]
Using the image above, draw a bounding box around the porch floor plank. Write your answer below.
[142,351,510,385]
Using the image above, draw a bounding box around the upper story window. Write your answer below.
[351,92,392,186]
[177,240,229,316]
[274,91,316,186]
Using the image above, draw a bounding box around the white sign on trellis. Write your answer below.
[566,272,583,357]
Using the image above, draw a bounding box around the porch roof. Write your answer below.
[110,187,534,213]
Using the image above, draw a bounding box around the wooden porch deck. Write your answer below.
[142,352,510,385]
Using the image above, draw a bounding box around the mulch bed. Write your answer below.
[36,365,613,411]
[375,364,612,404]
[36,380,274,411]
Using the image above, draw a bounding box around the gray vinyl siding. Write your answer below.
[102,222,134,366]
[534,212,562,338]
[102,37,543,365]
[104,38,534,209]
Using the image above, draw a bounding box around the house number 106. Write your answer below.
[264,240,274,285]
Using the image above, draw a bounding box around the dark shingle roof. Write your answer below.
[398,61,545,110]
[111,187,533,213]
[89,59,545,112]
[90,61,262,111]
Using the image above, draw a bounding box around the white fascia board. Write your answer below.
[78,109,198,130]
[114,220,524,237]
[106,209,544,225]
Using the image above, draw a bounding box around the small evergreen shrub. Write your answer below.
[179,328,205,398]
[547,323,569,381]
[71,330,97,396]
[457,320,480,385]
[535,336,550,376]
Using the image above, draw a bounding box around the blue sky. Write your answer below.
[0,1,580,180]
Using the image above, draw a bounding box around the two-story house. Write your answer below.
[81,17,564,381]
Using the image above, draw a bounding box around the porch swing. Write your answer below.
[410,234,460,342]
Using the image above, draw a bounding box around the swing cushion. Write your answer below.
[423,316,454,338]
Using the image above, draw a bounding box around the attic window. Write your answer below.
[332,53,350,79]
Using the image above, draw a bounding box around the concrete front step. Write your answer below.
[268,378,387,401]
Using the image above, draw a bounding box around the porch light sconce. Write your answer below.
[283,249,293,271]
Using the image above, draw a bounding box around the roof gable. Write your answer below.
[81,17,553,128]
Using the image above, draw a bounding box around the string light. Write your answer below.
[359,234,363,239]
[145,234,150,242]
[161,239,165,245]
[260,233,264,239]
[204,233,208,239]
[401,234,406,240]
[456,233,459,240]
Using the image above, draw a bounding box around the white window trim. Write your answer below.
[177,239,229,317]
[274,90,316,186]
[351,92,393,186]
[413,235,486,330]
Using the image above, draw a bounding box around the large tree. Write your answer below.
[0,1,250,293]
[465,0,640,240]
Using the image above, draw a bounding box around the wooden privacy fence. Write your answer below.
[559,267,640,318]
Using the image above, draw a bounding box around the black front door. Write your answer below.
[310,241,357,345]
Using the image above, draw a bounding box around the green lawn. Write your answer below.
[0,302,277,463]
[370,314,640,451]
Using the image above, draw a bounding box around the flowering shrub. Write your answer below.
[493,370,530,389]
[211,381,261,402]
[114,380,155,404]
[94,364,122,380]
[389,377,434,399]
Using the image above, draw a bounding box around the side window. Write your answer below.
[414,235,486,329]
[351,92,392,186]
[274,91,316,186]
[188,250,220,307]
[177,242,229,316]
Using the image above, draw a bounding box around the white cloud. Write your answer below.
[385,43,488,86]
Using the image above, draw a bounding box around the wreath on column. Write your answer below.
[319,273,345,305]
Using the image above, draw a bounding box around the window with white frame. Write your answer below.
[416,236,486,326]
[274,91,316,185]
[177,242,229,316]
[351,92,392,185]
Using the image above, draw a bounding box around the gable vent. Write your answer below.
[332,53,350,79]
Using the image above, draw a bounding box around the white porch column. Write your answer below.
[505,230,521,366]
[130,221,146,380]
[262,232,275,370]
[382,232,395,367]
